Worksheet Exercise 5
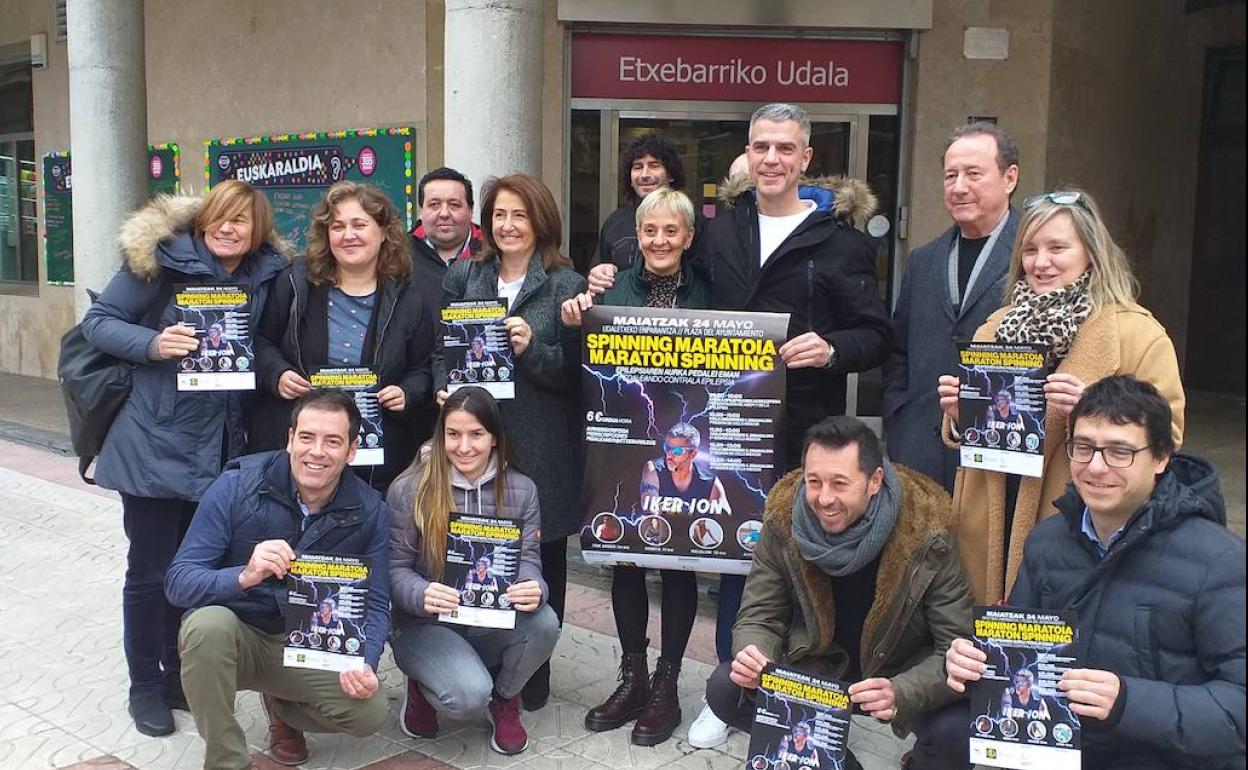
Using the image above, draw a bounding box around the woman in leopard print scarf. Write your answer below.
[936,189,1186,604]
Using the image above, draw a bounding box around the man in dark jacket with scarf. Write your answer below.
[167,391,391,770]
[705,416,974,770]
[946,375,1246,770]
[709,103,891,471]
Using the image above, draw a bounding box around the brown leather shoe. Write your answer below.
[261,693,309,766]
[584,651,650,731]
[631,657,681,746]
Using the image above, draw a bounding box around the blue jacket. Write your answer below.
[882,209,1018,492]
[1010,454,1245,769]
[166,450,391,670]
[80,196,288,500]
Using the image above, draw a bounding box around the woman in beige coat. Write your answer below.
[937,190,1185,603]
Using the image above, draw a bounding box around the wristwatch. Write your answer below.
[824,341,839,368]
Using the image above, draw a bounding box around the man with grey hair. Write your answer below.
[709,102,891,471]
[882,121,1021,492]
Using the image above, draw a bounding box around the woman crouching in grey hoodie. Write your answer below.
[386,386,558,756]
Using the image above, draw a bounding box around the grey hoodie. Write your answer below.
[386,451,547,628]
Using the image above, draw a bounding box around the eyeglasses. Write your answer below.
[1023,191,1090,211]
[1065,440,1150,468]
[663,444,691,456]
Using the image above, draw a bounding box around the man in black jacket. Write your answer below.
[945,375,1245,770]
[709,102,891,471]
[410,166,482,318]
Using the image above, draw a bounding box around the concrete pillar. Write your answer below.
[444,0,544,217]
[67,0,148,319]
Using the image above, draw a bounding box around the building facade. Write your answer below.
[0,0,1242,401]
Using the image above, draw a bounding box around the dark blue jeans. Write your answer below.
[121,494,196,697]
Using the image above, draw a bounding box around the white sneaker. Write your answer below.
[686,703,730,748]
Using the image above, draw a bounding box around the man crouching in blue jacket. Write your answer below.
[166,390,390,770]
[945,375,1245,770]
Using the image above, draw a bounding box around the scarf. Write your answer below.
[640,268,681,308]
[791,459,902,577]
[995,271,1093,359]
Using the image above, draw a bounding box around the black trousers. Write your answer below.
[120,494,197,697]
[612,565,698,662]
[706,661,971,770]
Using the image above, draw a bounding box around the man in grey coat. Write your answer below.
[882,122,1021,492]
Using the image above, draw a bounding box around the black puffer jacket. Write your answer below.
[250,259,433,490]
[709,176,891,468]
[1010,454,1245,770]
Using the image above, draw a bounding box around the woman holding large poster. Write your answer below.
[561,188,711,746]
[434,174,586,708]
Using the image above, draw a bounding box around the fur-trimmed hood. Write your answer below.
[762,465,955,662]
[717,172,878,230]
[117,194,290,280]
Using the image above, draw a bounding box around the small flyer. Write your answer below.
[957,342,1050,477]
[440,512,522,630]
[283,553,370,672]
[309,367,383,466]
[174,283,256,391]
[746,664,852,770]
[441,299,515,399]
[969,605,1080,770]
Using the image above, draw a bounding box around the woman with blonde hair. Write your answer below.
[387,387,559,755]
[80,179,289,736]
[434,173,587,707]
[252,181,433,489]
[937,189,1185,603]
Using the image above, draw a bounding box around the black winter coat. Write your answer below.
[1010,454,1245,770]
[708,178,891,468]
[250,260,434,490]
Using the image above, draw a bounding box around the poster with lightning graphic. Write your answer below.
[957,342,1050,478]
[747,664,852,770]
[441,299,515,399]
[309,367,383,466]
[283,553,370,672]
[969,606,1080,770]
[578,306,788,574]
[174,284,256,391]
[439,513,522,629]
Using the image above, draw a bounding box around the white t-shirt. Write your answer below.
[497,275,525,311]
[757,200,816,266]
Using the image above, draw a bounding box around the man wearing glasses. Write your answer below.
[945,375,1244,770]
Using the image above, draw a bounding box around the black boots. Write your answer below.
[584,651,650,731]
[631,658,682,746]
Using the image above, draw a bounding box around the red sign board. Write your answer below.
[571,34,903,104]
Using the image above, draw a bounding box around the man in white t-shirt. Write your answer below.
[708,102,891,472]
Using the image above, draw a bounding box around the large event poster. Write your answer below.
[969,606,1080,770]
[578,306,788,575]
[205,127,414,251]
[957,342,1050,478]
[43,144,181,285]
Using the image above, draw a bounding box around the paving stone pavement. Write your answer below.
[0,445,913,770]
